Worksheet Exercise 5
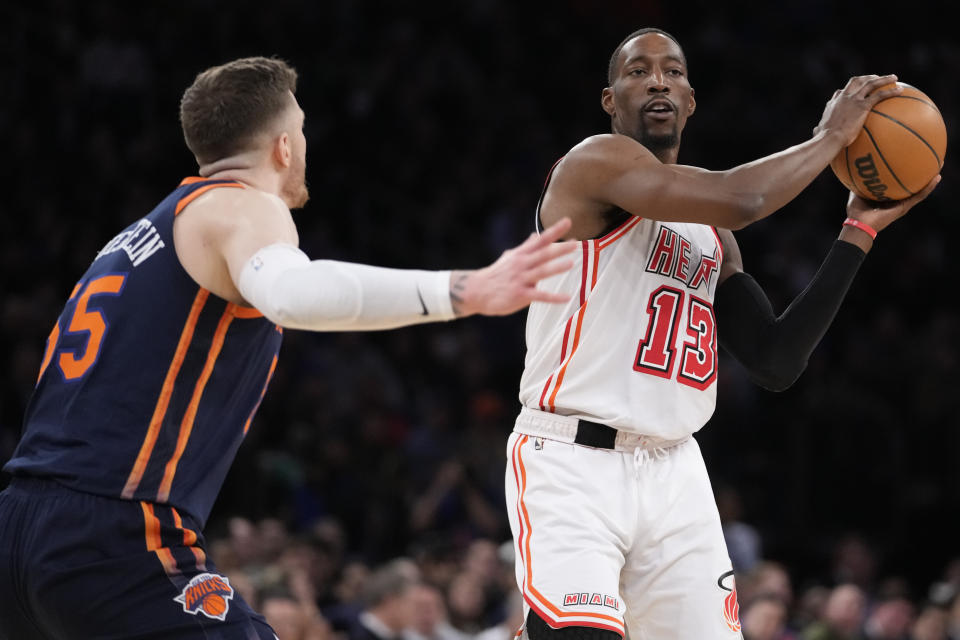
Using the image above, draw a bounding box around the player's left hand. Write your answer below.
[451,217,578,317]
[846,174,941,233]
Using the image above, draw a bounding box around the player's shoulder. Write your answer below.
[184,182,290,222]
[562,134,657,172]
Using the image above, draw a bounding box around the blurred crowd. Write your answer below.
[1,0,958,637]
[207,511,960,640]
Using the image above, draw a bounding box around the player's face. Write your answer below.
[602,33,696,158]
[280,95,309,209]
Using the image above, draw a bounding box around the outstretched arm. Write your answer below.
[551,75,903,234]
[715,176,939,391]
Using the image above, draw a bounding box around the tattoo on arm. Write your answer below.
[449,271,469,317]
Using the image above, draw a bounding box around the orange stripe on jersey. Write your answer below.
[123,289,210,498]
[174,182,244,216]
[141,502,179,575]
[243,354,278,436]
[228,303,264,319]
[172,507,207,569]
[710,226,725,266]
[179,177,207,185]
[598,216,641,249]
[545,241,596,412]
[156,306,234,502]
[512,436,625,633]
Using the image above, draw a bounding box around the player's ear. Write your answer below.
[687,87,696,117]
[273,132,292,169]
[601,87,616,117]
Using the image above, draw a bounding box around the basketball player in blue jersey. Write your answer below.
[505,29,940,639]
[0,57,577,640]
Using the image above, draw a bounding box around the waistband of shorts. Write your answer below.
[514,407,689,452]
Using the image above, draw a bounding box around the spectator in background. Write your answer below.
[718,483,762,573]
[475,591,525,640]
[403,582,469,640]
[864,596,914,640]
[446,570,488,634]
[910,603,949,640]
[261,589,334,640]
[743,560,796,612]
[348,559,420,640]
[742,593,792,640]
[802,583,867,640]
[832,534,879,594]
[947,595,960,640]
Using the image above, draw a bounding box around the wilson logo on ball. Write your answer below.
[853,153,890,201]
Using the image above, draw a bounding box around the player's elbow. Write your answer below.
[749,358,808,392]
[726,195,767,230]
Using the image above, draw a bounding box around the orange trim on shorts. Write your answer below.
[174,182,244,216]
[141,502,179,575]
[172,507,207,569]
[156,306,235,502]
[123,289,210,498]
[512,435,625,633]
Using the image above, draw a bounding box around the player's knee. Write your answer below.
[526,609,621,640]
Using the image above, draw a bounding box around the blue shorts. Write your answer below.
[0,477,277,639]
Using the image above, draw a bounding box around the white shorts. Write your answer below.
[505,415,743,639]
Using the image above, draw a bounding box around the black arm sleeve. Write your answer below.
[714,240,867,392]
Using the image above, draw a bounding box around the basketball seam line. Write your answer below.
[868,108,943,167]
[863,125,913,197]
[882,94,941,114]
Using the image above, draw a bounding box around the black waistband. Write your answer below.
[573,419,618,449]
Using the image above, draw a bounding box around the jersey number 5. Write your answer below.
[37,274,128,383]
[633,285,717,390]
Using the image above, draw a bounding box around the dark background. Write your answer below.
[2,0,957,604]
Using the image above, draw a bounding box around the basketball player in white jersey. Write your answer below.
[505,29,939,640]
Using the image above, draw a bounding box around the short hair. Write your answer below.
[361,558,418,608]
[180,56,298,164]
[607,28,685,85]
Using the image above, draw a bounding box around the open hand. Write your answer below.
[451,217,578,317]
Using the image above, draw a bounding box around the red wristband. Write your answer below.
[843,218,878,240]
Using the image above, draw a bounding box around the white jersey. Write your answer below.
[519,213,724,441]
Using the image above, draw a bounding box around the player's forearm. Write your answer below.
[715,239,866,391]
[717,129,847,219]
[238,244,457,331]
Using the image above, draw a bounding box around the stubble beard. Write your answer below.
[636,120,679,155]
[283,166,310,210]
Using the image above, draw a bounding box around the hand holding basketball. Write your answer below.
[845,173,941,236]
[830,82,947,202]
[815,75,904,146]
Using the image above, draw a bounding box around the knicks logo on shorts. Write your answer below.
[717,570,741,633]
[173,572,235,621]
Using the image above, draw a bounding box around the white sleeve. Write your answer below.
[237,243,455,331]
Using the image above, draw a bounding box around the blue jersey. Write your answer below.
[4,178,283,527]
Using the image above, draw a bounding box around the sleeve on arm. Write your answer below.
[237,243,455,331]
[715,240,866,391]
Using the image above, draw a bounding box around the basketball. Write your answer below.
[830,82,946,201]
[202,594,227,617]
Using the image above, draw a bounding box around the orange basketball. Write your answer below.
[202,594,227,617]
[830,82,946,201]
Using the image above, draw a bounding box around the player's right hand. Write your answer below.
[846,174,941,233]
[814,74,903,146]
[450,217,578,317]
